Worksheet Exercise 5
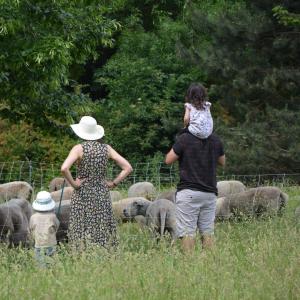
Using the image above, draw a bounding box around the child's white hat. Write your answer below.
[32,191,56,212]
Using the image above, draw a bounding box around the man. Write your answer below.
[165,132,225,253]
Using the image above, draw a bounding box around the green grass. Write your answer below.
[1,187,300,300]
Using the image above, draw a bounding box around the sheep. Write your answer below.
[50,187,74,202]
[0,181,33,203]
[0,198,33,246]
[156,189,176,202]
[110,191,123,202]
[49,177,71,192]
[215,186,288,220]
[128,182,157,201]
[217,180,246,198]
[112,197,151,224]
[123,198,177,240]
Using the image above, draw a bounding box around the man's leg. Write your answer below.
[175,190,200,254]
[201,234,214,250]
[181,235,196,254]
[197,192,217,250]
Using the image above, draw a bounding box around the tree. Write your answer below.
[178,0,300,123]
[94,18,201,160]
[0,0,120,128]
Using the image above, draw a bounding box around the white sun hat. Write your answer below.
[70,116,105,140]
[32,191,56,212]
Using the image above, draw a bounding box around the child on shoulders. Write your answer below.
[183,83,213,139]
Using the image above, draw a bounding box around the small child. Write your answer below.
[30,191,59,267]
[183,83,213,139]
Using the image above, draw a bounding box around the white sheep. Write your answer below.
[110,190,123,202]
[217,180,246,198]
[49,177,71,192]
[0,181,33,203]
[50,187,74,202]
[215,186,288,219]
[128,182,157,200]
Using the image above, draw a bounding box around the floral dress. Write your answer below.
[68,141,117,247]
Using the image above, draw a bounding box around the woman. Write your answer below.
[61,116,132,247]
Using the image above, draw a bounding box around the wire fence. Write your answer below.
[0,161,299,192]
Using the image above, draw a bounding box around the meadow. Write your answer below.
[1,186,299,300]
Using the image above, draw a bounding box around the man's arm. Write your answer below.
[218,155,226,167]
[165,149,179,165]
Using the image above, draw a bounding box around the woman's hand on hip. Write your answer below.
[106,181,115,189]
[73,178,84,190]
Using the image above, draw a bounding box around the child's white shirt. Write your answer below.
[29,212,59,248]
[185,101,213,139]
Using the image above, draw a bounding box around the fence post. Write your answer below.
[0,162,5,182]
[19,161,24,180]
[29,161,33,185]
[282,173,286,188]
[8,161,14,182]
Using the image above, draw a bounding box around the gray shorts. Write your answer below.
[175,189,217,237]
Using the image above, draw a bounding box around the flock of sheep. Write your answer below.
[0,178,296,247]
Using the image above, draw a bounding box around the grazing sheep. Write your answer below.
[49,177,71,192]
[50,187,74,202]
[123,198,177,240]
[295,206,300,220]
[0,181,33,203]
[128,182,157,201]
[156,189,176,202]
[110,191,123,202]
[112,197,151,223]
[0,198,33,246]
[216,186,288,219]
[55,200,71,243]
[217,180,246,198]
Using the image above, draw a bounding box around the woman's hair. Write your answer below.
[185,83,208,110]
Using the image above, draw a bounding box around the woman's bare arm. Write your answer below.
[107,145,133,188]
[61,144,83,189]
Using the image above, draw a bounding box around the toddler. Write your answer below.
[183,83,213,139]
[30,191,59,267]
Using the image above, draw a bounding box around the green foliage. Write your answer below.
[178,0,300,121]
[0,0,299,175]
[0,118,75,162]
[0,0,120,127]
[94,18,201,159]
[273,5,300,26]
[215,107,300,174]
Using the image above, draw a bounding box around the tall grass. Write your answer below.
[1,187,299,300]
